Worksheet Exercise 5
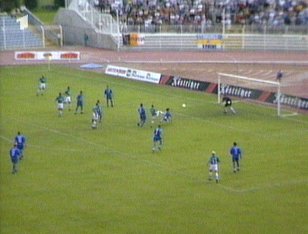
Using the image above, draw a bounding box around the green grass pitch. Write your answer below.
[1,64,307,233]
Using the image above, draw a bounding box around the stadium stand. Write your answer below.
[56,0,308,51]
[96,0,307,29]
[0,15,43,50]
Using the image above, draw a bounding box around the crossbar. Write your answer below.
[217,72,280,86]
[217,72,281,116]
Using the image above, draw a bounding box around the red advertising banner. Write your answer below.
[15,51,80,60]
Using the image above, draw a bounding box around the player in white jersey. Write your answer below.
[208,151,220,183]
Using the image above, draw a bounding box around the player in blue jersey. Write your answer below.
[222,96,236,114]
[75,91,84,114]
[37,75,47,96]
[14,131,26,160]
[137,103,146,127]
[10,143,21,174]
[208,151,220,183]
[162,108,172,123]
[230,142,242,173]
[104,85,114,107]
[55,92,65,117]
[152,125,163,152]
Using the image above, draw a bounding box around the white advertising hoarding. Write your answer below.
[105,65,161,84]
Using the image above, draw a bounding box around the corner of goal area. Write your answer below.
[278,105,302,118]
[255,100,299,118]
[215,98,301,118]
[279,110,299,118]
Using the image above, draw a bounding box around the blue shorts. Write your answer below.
[17,144,24,150]
[153,136,161,142]
[11,156,19,164]
[232,156,240,161]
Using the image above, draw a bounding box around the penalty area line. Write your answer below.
[280,112,298,117]
[217,179,308,193]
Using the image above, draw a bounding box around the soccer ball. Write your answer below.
[151,120,154,124]
[182,103,186,108]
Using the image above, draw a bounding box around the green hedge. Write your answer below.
[25,0,37,10]
[0,0,20,12]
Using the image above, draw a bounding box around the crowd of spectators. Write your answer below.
[90,0,307,28]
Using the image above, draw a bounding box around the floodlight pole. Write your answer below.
[116,7,120,52]
[222,7,225,35]
[277,81,281,116]
[41,25,45,48]
[217,74,221,104]
[3,17,7,49]
[91,2,94,26]
[48,55,51,71]
[59,25,63,47]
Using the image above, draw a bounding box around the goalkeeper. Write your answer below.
[222,96,236,114]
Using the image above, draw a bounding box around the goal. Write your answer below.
[217,72,284,116]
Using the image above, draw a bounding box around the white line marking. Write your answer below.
[263,70,273,76]
[251,70,264,76]
[218,179,308,193]
[2,68,308,194]
[281,112,299,117]
[2,119,308,194]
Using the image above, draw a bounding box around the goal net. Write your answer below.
[217,72,290,117]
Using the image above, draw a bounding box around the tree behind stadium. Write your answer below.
[0,0,20,12]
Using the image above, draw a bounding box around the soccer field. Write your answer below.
[1,65,307,234]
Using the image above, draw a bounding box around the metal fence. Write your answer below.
[2,1,308,51]
[22,7,63,46]
[0,15,44,50]
[124,24,308,35]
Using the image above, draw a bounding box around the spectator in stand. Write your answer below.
[96,0,307,28]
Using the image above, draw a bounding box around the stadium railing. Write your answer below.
[0,15,44,50]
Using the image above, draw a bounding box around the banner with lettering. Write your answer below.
[160,75,211,91]
[267,93,308,110]
[196,34,224,50]
[160,73,308,111]
[15,51,80,60]
[220,83,263,99]
[220,83,308,110]
[105,65,161,84]
[129,34,145,46]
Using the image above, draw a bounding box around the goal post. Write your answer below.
[217,72,282,116]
